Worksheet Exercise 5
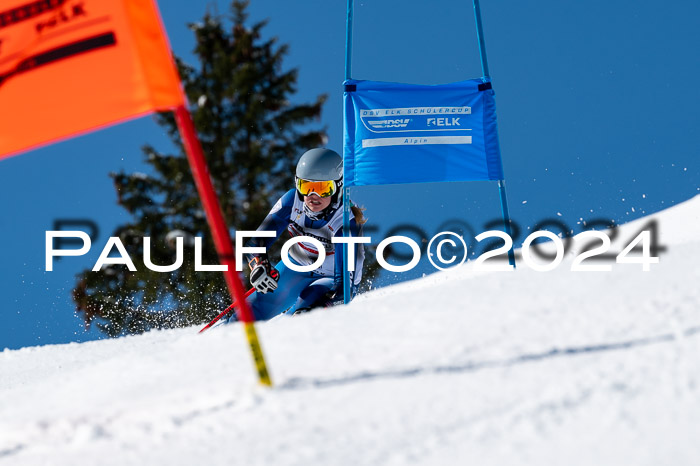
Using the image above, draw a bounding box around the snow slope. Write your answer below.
[1,196,699,465]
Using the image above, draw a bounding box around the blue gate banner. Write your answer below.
[343,78,504,186]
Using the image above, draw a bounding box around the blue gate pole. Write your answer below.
[473,0,516,268]
[342,0,354,303]
[345,0,354,79]
[497,179,516,267]
[472,0,490,78]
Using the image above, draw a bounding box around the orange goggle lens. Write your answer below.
[296,178,337,198]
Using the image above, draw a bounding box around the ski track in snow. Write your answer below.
[1,196,699,465]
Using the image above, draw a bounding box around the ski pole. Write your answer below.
[198,288,255,333]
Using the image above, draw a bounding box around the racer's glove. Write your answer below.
[248,257,279,294]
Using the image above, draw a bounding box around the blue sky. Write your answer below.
[1,0,698,350]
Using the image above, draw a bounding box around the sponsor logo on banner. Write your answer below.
[368,119,411,129]
[360,107,471,133]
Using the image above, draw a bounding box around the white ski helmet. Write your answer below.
[295,148,343,203]
[295,148,343,182]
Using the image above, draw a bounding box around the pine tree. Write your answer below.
[72,1,327,336]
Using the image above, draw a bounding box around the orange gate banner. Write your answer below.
[0,0,184,158]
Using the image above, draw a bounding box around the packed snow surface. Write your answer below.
[2,196,700,465]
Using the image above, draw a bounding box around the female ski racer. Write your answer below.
[229,148,365,321]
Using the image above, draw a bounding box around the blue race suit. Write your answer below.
[231,189,364,321]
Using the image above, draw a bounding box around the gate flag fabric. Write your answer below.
[343,78,504,187]
[0,0,185,158]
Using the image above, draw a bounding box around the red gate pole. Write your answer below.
[174,104,272,386]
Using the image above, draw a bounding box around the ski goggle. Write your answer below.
[295,177,337,198]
